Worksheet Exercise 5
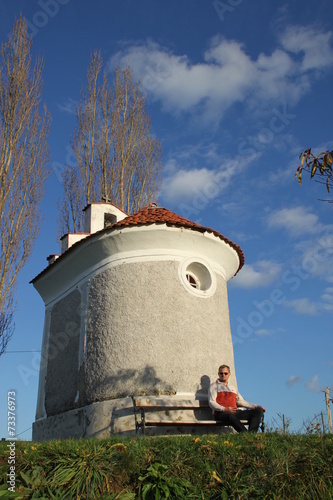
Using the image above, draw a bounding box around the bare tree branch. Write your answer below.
[0,299,14,357]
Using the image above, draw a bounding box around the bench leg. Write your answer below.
[132,397,145,435]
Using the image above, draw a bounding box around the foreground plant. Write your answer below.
[138,462,194,499]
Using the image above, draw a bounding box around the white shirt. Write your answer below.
[208,379,257,413]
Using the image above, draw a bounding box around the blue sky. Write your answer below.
[1,0,333,439]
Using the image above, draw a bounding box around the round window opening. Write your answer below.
[186,273,198,288]
[185,261,212,292]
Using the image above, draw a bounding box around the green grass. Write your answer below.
[0,433,332,499]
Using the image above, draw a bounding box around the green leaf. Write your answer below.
[52,466,77,486]
[20,471,33,485]
[221,490,229,500]
[141,483,152,499]
[160,483,170,497]
[0,491,11,498]
[116,493,136,500]
[0,491,23,499]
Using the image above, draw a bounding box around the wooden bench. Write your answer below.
[132,396,265,435]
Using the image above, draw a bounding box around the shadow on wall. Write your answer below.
[193,375,212,421]
[196,375,211,398]
[106,365,176,436]
[93,364,177,402]
[108,370,214,435]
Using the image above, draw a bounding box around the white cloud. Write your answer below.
[301,246,333,283]
[321,287,333,301]
[160,154,251,206]
[58,98,77,115]
[256,329,273,336]
[286,375,302,386]
[285,298,317,315]
[232,260,282,288]
[281,26,333,71]
[284,290,333,316]
[267,206,322,236]
[161,167,216,204]
[227,231,259,243]
[108,25,333,122]
[109,39,253,120]
[321,287,333,311]
[306,374,321,392]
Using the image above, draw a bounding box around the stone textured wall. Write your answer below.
[44,290,81,416]
[84,260,236,405]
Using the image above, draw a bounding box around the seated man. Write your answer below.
[208,364,265,433]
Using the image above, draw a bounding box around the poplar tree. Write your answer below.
[0,16,50,355]
[58,51,162,235]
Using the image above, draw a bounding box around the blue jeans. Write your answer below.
[215,408,264,433]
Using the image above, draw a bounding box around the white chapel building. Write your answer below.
[31,201,244,440]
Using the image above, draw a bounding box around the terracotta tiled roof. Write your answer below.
[31,202,244,283]
[111,202,244,271]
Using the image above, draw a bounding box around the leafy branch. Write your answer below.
[296,148,333,202]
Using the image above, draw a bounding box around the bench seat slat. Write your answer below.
[135,404,202,410]
[145,420,250,426]
[145,421,219,426]
[134,399,204,409]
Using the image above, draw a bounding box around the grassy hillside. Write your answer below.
[1,433,332,499]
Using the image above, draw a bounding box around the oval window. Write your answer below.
[179,258,216,297]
